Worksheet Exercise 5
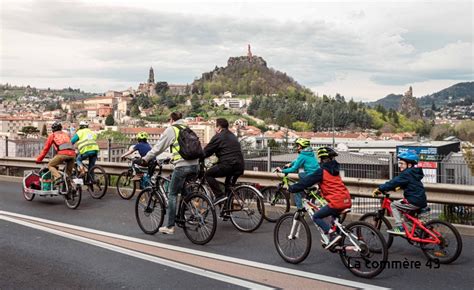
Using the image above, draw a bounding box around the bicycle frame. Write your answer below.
[378,195,441,245]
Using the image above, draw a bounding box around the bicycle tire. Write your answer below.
[181,193,217,245]
[22,184,35,201]
[229,185,264,232]
[339,221,388,279]
[274,212,311,264]
[117,171,137,200]
[87,165,108,199]
[135,188,165,234]
[261,186,290,223]
[359,212,393,249]
[64,185,82,210]
[420,219,463,264]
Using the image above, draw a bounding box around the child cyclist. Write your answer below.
[288,147,352,249]
[121,132,152,181]
[373,151,427,235]
[276,138,319,209]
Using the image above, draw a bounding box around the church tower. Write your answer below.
[148,67,155,84]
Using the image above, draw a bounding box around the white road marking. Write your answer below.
[0,214,273,290]
[0,210,389,290]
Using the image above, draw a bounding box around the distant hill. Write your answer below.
[368,94,403,110]
[368,82,474,109]
[192,55,313,99]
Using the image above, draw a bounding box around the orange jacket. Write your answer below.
[36,131,76,162]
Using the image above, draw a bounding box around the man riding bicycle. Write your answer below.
[202,118,245,204]
[71,121,99,177]
[36,121,76,184]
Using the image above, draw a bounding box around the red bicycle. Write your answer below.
[360,191,462,264]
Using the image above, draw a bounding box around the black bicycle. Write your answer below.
[71,162,108,199]
[135,159,217,245]
[185,161,265,233]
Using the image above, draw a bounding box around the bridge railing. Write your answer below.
[0,157,472,226]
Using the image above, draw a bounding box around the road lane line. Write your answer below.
[0,215,273,290]
[0,210,388,290]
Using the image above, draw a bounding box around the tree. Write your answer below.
[105,114,115,126]
[292,121,313,132]
[20,126,39,135]
[41,124,47,137]
[267,138,279,148]
[130,104,140,117]
[155,82,169,95]
[97,130,129,142]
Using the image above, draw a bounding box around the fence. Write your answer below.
[1,137,473,186]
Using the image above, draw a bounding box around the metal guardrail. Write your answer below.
[1,157,473,206]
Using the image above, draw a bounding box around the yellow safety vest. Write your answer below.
[76,128,99,155]
[170,125,184,161]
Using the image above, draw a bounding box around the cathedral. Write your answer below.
[137,67,157,96]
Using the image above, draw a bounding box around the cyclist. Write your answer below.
[121,131,152,181]
[202,118,245,205]
[288,147,351,249]
[141,112,199,235]
[71,121,99,177]
[35,121,76,184]
[276,137,319,209]
[373,151,426,235]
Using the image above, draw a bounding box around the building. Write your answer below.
[96,140,128,163]
[0,138,45,158]
[105,91,123,98]
[119,127,166,144]
[188,122,215,144]
[213,98,250,109]
[168,84,188,96]
[98,105,113,117]
[0,117,47,134]
[137,67,157,96]
[440,152,474,185]
[83,96,117,109]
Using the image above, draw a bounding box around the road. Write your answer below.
[1,181,473,289]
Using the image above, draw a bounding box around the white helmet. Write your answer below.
[79,121,89,128]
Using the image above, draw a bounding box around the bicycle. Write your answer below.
[185,161,265,233]
[116,157,152,199]
[360,191,462,264]
[274,191,388,278]
[71,162,108,199]
[23,164,82,209]
[135,159,217,245]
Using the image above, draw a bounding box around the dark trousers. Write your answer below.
[312,205,340,234]
[205,162,243,198]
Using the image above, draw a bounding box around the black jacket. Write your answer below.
[378,167,427,208]
[204,129,244,167]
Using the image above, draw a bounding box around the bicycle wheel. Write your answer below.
[87,165,108,199]
[274,212,311,264]
[339,221,388,279]
[117,171,137,200]
[359,212,393,249]
[181,193,217,245]
[261,186,290,223]
[420,219,462,264]
[229,185,264,232]
[135,188,165,234]
[22,185,35,201]
[64,185,82,210]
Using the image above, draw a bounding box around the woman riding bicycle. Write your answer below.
[276,137,319,210]
[288,146,351,249]
[372,151,427,236]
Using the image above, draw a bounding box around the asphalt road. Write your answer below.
[1,181,473,289]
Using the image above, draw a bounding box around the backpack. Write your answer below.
[172,124,203,160]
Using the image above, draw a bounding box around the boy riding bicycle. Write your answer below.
[373,151,427,236]
[276,138,319,210]
[121,131,152,181]
[288,147,351,249]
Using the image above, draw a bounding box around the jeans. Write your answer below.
[312,205,340,233]
[166,165,199,227]
[76,151,98,172]
[293,172,307,209]
[391,199,419,226]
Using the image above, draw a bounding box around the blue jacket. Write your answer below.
[378,167,427,208]
[282,147,319,175]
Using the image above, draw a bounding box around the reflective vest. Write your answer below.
[53,131,74,152]
[170,125,184,161]
[76,128,99,155]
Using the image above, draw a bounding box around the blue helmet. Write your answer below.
[397,151,419,164]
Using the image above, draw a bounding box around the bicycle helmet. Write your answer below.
[51,121,62,132]
[79,120,89,129]
[136,131,149,140]
[317,146,338,159]
[397,151,419,164]
[295,138,310,148]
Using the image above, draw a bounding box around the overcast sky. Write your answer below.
[0,0,472,101]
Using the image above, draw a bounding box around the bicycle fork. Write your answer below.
[288,212,303,239]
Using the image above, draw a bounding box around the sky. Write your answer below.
[0,0,473,101]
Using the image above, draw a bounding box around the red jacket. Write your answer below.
[36,131,76,162]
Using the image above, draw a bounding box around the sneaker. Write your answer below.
[158,226,175,235]
[131,174,142,181]
[387,226,405,236]
[324,232,342,249]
